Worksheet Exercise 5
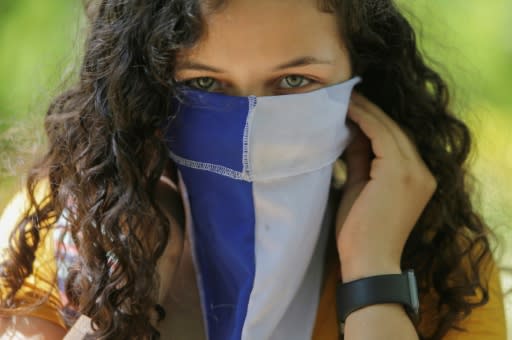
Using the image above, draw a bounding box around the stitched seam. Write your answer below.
[169,149,251,182]
[242,96,257,180]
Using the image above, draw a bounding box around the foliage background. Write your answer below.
[0,0,510,335]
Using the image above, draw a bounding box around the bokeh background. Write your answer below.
[0,0,511,336]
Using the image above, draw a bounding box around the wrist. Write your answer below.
[336,269,420,337]
[340,256,401,283]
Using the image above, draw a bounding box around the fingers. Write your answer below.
[350,92,420,161]
[347,92,437,193]
[347,100,402,160]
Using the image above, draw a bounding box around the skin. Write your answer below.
[0,316,67,339]
[175,0,352,96]
[1,0,436,338]
[336,94,436,339]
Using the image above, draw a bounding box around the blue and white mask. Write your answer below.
[165,76,361,340]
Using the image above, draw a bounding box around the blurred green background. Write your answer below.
[0,0,511,335]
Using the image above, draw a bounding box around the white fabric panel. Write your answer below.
[249,79,355,181]
[240,165,333,340]
[268,188,333,340]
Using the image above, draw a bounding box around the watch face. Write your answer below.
[406,270,420,316]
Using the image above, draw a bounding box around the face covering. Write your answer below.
[164,76,361,340]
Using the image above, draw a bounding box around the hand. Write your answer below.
[335,92,437,282]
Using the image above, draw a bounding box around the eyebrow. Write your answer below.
[176,56,334,73]
[274,56,334,71]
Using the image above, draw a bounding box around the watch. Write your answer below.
[336,269,420,333]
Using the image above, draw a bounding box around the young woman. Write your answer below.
[0,0,507,339]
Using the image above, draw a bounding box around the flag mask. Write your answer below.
[165,76,361,340]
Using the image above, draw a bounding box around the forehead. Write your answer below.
[179,0,345,64]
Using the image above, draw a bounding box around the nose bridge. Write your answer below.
[230,83,266,97]
[224,70,269,97]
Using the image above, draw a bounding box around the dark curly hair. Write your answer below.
[0,0,499,339]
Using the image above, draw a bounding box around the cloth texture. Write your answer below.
[164,77,360,340]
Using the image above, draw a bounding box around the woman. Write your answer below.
[0,0,507,339]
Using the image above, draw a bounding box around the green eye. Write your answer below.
[281,75,309,89]
[185,77,217,91]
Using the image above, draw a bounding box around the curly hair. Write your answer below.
[0,0,499,339]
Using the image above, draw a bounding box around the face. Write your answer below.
[174,0,352,97]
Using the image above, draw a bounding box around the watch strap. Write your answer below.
[336,269,419,332]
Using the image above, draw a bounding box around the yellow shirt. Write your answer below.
[0,183,507,339]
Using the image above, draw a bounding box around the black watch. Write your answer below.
[336,269,420,333]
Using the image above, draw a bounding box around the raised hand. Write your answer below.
[335,92,437,282]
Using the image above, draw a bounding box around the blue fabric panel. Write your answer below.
[178,165,256,340]
[167,89,250,172]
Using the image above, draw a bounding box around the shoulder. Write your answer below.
[0,179,68,330]
[0,179,52,249]
[418,250,507,339]
[0,315,67,339]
